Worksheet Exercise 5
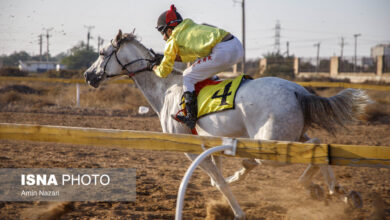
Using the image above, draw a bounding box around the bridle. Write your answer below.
[102,40,156,78]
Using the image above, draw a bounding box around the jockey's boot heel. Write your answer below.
[175,91,197,129]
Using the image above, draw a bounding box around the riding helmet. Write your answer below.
[156,4,183,33]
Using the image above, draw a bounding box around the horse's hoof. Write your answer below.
[309,184,325,200]
[346,190,363,209]
[242,159,260,170]
[335,185,347,195]
[234,212,246,220]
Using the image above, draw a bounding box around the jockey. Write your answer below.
[152,4,244,129]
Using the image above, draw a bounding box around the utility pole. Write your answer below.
[353,33,361,72]
[339,37,346,59]
[339,37,347,71]
[314,42,321,73]
[239,0,246,73]
[38,34,43,62]
[84,25,95,51]
[45,28,53,62]
[97,36,104,52]
[233,0,245,72]
[274,20,281,54]
[286,41,290,57]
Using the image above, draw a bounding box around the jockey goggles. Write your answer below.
[156,19,182,35]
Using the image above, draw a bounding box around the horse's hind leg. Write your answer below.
[320,165,363,209]
[320,165,338,195]
[299,164,327,200]
[298,135,326,199]
[299,135,342,192]
[298,133,321,190]
[185,153,245,219]
[299,164,320,189]
[298,135,362,207]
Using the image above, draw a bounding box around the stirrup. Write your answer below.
[171,114,196,129]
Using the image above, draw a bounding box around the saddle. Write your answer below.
[175,74,252,120]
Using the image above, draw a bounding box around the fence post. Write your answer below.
[259,58,267,75]
[377,56,383,76]
[330,56,339,77]
[233,64,237,74]
[76,83,80,107]
[294,57,299,76]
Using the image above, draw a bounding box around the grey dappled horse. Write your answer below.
[84,30,370,219]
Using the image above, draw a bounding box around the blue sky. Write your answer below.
[0,0,389,59]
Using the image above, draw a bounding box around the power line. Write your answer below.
[282,27,346,36]
[282,36,339,43]
[247,27,274,33]
[246,44,274,51]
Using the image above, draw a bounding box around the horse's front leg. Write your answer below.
[224,158,261,185]
[185,153,245,219]
[209,155,259,185]
[210,155,222,186]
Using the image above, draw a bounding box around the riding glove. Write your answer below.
[149,53,164,70]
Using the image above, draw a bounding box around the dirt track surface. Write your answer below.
[0,83,389,219]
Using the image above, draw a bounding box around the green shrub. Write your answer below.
[0,67,29,76]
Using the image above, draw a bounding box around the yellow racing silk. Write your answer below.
[154,19,228,78]
[196,75,245,118]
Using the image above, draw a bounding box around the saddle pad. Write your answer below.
[196,75,245,118]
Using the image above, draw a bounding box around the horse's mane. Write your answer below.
[121,33,137,42]
[113,32,138,48]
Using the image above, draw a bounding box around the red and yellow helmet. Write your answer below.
[156,4,183,34]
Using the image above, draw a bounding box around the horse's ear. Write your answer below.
[115,29,122,43]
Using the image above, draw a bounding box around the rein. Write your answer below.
[104,40,155,78]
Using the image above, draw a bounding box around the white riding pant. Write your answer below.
[182,37,244,92]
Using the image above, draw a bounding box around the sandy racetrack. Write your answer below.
[0,82,389,219]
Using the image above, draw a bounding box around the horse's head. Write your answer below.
[84,29,151,88]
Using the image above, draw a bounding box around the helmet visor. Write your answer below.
[156,25,166,33]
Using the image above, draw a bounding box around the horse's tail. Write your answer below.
[295,88,371,135]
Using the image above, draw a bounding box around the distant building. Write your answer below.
[371,44,390,58]
[0,59,3,68]
[18,60,65,72]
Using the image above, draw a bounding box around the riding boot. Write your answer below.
[175,91,197,129]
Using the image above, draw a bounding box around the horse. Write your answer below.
[84,30,370,219]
